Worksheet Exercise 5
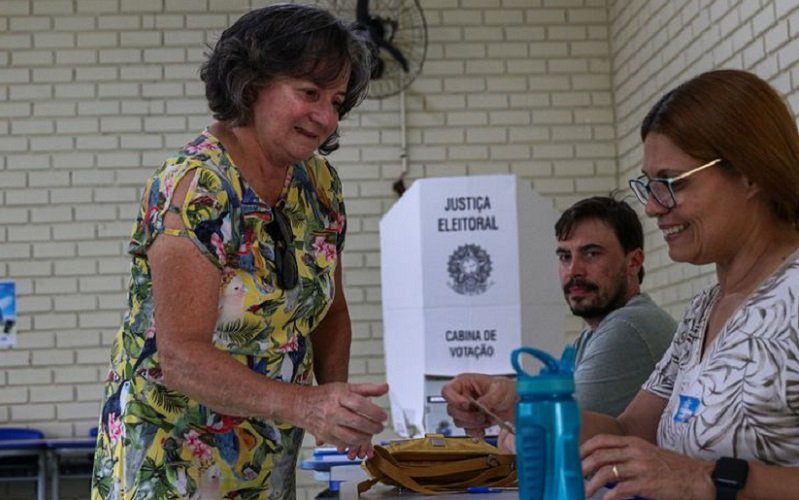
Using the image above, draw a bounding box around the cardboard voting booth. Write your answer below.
[380,175,565,437]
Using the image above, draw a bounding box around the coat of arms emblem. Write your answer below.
[447,244,493,295]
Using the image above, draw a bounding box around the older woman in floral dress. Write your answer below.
[91,5,387,499]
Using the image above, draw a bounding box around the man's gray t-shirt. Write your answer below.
[572,293,677,416]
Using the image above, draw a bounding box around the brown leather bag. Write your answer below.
[358,434,517,495]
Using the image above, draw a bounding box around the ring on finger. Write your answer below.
[612,464,621,481]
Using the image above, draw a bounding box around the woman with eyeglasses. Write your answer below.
[442,69,799,499]
[91,5,388,499]
[580,69,799,499]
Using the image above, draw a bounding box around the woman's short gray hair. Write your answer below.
[200,3,372,155]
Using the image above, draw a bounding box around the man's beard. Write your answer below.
[564,277,628,324]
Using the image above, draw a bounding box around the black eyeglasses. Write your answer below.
[264,209,298,290]
[628,158,722,209]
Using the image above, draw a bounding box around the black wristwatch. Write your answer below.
[711,457,749,500]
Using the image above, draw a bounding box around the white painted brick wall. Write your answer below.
[2,1,797,498]
[609,0,799,319]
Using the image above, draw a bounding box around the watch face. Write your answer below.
[712,457,749,488]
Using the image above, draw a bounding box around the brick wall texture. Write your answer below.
[2,0,799,498]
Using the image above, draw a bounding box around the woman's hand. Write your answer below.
[497,428,516,454]
[441,373,516,437]
[298,382,388,458]
[581,434,715,500]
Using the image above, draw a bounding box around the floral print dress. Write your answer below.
[91,129,346,499]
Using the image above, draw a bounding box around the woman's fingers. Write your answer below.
[302,382,387,450]
[581,434,716,500]
[442,374,516,431]
[339,384,389,426]
[497,429,515,453]
[349,382,389,398]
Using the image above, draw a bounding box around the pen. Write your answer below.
[466,487,502,494]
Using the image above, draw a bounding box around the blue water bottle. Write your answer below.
[512,346,584,500]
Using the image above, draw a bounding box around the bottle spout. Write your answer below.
[511,345,577,378]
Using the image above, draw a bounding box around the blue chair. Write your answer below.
[0,427,46,500]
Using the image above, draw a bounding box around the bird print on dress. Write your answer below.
[92,130,346,499]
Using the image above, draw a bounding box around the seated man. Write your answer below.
[555,196,676,416]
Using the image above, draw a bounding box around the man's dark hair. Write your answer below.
[554,195,645,284]
[200,3,372,155]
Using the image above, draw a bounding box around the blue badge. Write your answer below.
[673,394,700,422]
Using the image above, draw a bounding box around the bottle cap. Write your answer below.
[516,374,575,395]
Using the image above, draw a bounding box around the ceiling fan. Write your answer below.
[353,0,427,99]
[323,0,428,195]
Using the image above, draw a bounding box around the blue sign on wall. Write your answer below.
[0,281,17,348]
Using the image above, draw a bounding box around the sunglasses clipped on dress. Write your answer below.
[264,208,299,290]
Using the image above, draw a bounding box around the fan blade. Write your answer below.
[356,0,370,25]
[377,38,410,73]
